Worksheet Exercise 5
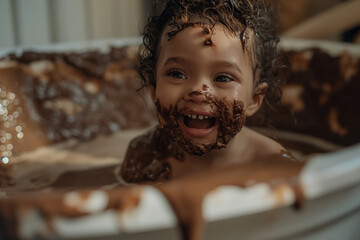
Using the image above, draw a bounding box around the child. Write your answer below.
[121,0,289,183]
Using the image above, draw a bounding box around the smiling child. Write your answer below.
[121,0,289,183]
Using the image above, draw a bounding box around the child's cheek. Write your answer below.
[231,84,253,107]
[155,82,180,107]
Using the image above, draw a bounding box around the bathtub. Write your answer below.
[0,38,359,240]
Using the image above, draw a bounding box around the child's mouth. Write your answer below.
[183,114,216,129]
[178,113,217,138]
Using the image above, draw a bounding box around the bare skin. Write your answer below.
[168,127,285,178]
[121,23,285,183]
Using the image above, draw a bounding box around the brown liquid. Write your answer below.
[0,146,306,240]
[0,47,156,159]
[52,165,120,189]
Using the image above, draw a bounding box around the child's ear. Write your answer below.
[246,82,268,117]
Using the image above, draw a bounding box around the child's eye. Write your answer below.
[215,74,235,83]
[167,70,187,79]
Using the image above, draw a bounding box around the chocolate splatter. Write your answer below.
[202,84,209,91]
[203,26,212,35]
[204,38,215,46]
[167,22,216,47]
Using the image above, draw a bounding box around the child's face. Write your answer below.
[152,24,264,155]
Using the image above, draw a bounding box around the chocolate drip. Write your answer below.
[158,151,306,240]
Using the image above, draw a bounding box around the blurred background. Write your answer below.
[0,0,359,49]
[0,0,149,48]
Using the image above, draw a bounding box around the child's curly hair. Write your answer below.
[138,0,284,124]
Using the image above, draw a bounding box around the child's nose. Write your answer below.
[183,83,210,104]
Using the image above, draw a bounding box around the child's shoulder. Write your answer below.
[243,127,285,158]
[120,126,179,183]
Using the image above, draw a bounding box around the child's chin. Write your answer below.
[179,133,221,156]
[182,129,218,145]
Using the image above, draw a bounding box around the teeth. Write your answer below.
[184,114,210,120]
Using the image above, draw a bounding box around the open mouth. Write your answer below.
[178,113,217,138]
[183,114,216,129]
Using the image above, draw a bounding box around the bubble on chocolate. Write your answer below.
[1,156,9,164]
[17,132,24,139]
[0,87,24,162]
[154,92,246,156]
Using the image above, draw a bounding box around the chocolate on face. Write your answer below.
[154,23,256,156]
[155,91,246,156]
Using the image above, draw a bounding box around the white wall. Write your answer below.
[0,0,146,48]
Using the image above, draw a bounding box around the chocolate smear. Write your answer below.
[154,93,246,156]
[121,126,184,183]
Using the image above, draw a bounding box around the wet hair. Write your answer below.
[138,0,284,124]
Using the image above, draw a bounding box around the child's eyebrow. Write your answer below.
[163,58,242,74]
[163,57,188,66]
[215,61,243,75]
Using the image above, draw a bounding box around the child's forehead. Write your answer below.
[160,24,235,46]
[161,21,247,45]
[156,24,256,80]
[158,22,256,63]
